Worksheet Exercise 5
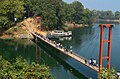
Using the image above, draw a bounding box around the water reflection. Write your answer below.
[56,24,120,78]
[59,37,72,41]
[48,36,72,41]
[33,39,87,79]
[55,27,98,79]
[0,39,86,79]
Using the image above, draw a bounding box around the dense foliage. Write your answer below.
[1,0,120,30]
[0,56,54,79]
[92,10,120,20]
[0,0,24,28]
[25,0,94,29]
[98,68,118,79]
[115,11,120,20]
[0,0,94,30]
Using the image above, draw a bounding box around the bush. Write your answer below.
[0,56,54,79]
[98,68,117,79]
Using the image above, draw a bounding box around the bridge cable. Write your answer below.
[90,30,100,59]
[80,26,100,59]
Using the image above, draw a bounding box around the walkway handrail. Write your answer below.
[32,32,99,72]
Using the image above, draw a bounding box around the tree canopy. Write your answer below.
[92,10,120,20]
[0,0,95,29]
[0,56,54,79]
[98,68,118,79]
[0,0,24,28]
[115,11,120,20]
[28,0,94,29]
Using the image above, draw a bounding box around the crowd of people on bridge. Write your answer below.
[35,33,73,54]
[35,33,98,68]
[88,58,98,67]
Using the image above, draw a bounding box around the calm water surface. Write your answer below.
[0,24,120,79]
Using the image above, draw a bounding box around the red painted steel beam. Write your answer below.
[99,24,113,73]
[103,40,110,43]
[99,24,104,73]
[102,56,109,59]
[100,24,113,27]
[107,26,112,69]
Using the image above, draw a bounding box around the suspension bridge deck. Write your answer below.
[32,32,99,72]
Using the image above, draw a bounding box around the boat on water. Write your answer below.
[48,30,72,37]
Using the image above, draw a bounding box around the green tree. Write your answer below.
[115,11,120,20]
[71,1,84,24]
[92,9,99,20]
[30,0,69,30]
[98,68,118,79]
[92,10,114,20]
[0,56,54,79]
[62,2,75,23]
[23,0,33,18]
[83,8,94,25]
[23,0,94,30]
[0,0,24,28]
[0,0,95,30]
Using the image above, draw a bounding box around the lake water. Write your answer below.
[0,24,120,79]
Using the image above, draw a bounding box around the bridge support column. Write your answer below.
[99,24,113,73]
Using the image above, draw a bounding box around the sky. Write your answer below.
[63,0,120,12]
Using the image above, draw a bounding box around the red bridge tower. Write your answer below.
[99,24,113,73]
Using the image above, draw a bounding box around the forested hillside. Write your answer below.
[0,0,94,30]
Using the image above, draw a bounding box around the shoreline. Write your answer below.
[0,26,85,39]
[96,19,120,22]
[64,22,88,30]
[0,18,89,39]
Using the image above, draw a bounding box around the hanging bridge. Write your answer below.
[32,32,99,72]
[26,17,120,78]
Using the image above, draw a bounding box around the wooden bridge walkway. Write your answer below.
[32,32,99,72]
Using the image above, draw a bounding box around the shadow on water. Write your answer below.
[0,39,87,79]
[0,39,37,63]
[32,38,87,79]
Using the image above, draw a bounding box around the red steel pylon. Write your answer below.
[99,24,113,73]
